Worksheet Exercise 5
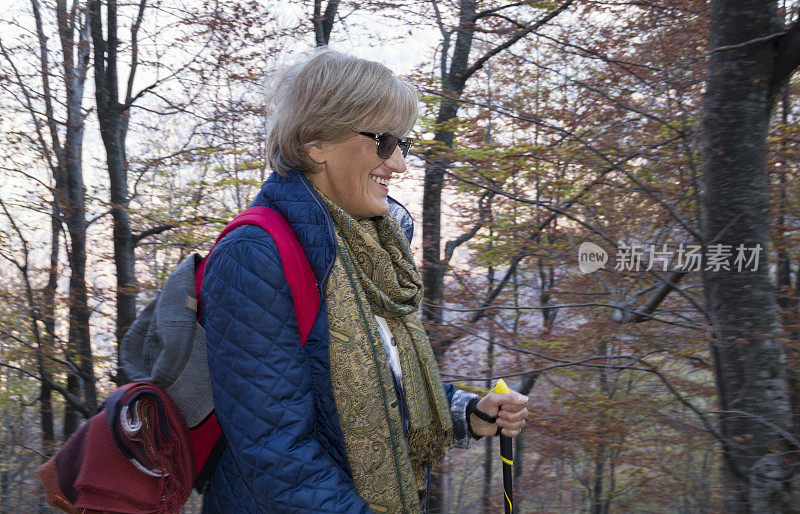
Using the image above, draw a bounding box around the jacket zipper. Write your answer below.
[298,172,338,290]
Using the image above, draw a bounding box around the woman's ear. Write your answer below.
[305,141,327,165]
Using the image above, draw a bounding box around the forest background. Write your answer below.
[1,0,800,512]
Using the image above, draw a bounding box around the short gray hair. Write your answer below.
[266,48,419,175]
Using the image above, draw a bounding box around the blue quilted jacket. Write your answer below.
[199,171,471,513]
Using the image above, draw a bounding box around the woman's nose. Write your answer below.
[385,144,407,174]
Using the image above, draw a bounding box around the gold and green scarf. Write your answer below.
[317,189,453,513]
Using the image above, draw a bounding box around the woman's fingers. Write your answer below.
[497,391,528,438]
[498,407,528,423]
[500,427,524,437]
[497,418,526,437]
[493,391,528,438]
[496,392,528,421]
[499,399,528,415]
[499,401,527,413]
[485,392,528,411]
[496,413,527,429]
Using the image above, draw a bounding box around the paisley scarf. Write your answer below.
[317,189,453,513]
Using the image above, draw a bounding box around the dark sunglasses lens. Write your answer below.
[377,134,398,159]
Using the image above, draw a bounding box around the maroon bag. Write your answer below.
[37,383,193,513]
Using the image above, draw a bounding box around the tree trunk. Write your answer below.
[33,0,97,434]
[1,410,9,510]
[514,371,537,479]
[591,448,605,514]
[63,142,96,422]
[312,0,338,46]
[62,8,97,423]
[424,4,477,509]
[422,0,477,334]
[39,198,60,448]
[422,0,572,352]
[88,0,140,381]
[701,0,798,509]
[423,92,473,338]
[538,258,556,331]
[423,0,574,508]
[107,110,137,375]
[775,84,800,443]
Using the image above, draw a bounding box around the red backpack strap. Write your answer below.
[190,207,320,486]
[194,206,320,345]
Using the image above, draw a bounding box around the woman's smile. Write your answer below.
[369,173,390,190]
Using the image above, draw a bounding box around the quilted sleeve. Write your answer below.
[201,229,371,513]
[443,383,478,448]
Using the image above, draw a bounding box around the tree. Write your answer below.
[419,0,576,344]
[0,0,98,437]
[88,0,275,376]
[700,0,800,509]
[88,0,141,370]
[417,0,728,509]
[313,0,339,46]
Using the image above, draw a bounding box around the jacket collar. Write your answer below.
[249,171,414,289]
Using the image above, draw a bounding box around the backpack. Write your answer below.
[37,206,320,513]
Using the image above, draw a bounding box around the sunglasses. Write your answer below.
[358,131,413,159]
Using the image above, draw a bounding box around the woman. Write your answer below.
[200,48,528,513]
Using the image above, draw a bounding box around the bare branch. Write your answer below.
[458,0,576,89]
[425,301,701,330]
[612,270,689,324]
[506,48,688,140]
[0,18,58,174]
[0,440,49,459]
[120,30,216,112]
[535,31,662,74]
[132,216,215,245]
[710,30,785,55]
[442,166,617,247]
[710,410,800,449]
[0,197,29,271]
[30,0,62,160]
[476,12,526,30]
[464,149,673,330]
[443,192,493,263]
[0,360,90,418]
[428,0,450,80]
[617,165,701,241]
[443,221,483,263]
[124,0,147,105]
[472,2,525,21]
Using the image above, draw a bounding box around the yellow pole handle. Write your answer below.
[492,378,510,394]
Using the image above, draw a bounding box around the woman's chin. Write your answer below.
[355,202,389,219]
[373,199,390,217]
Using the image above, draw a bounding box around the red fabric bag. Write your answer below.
[37,383,193,513]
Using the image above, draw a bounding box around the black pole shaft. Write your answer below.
[500,434,513,513]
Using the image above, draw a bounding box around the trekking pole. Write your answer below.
[492,379,513,514]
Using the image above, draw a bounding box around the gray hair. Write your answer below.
[266,48,419,175]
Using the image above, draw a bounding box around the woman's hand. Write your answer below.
[469,391,529,438]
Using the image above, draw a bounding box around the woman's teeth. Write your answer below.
[370,175,388,186]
